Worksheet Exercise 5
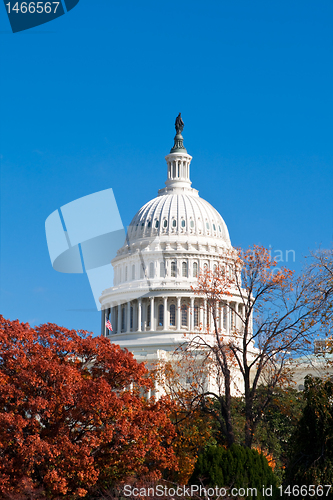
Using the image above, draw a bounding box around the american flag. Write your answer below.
[105,319,113,331]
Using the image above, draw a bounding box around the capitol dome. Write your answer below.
[123,116,231,253]
[100,115,245,397]
[127,191,231,247]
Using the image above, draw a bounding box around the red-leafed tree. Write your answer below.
[0,316,177,499]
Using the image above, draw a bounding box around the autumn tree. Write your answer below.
[162,245,329,449]
[0,316,177,499]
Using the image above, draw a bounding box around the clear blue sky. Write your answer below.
[1,0,332,335]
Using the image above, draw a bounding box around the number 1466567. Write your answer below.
[6,2,60,14]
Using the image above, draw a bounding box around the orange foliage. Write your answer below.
[252,446,276,471]
[0,316,177,498]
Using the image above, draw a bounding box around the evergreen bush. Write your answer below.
[190,444,279,499]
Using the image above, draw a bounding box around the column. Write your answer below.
[163,297,167,331]
[137,298,142,332]
[203,298,207,331]
[117,304,121,334]
[127,301,131,333]
[190,297,194,331]
[101,308,106,336]
[226,302,230,334]
[150,297,154,331]
[177,297,181,330]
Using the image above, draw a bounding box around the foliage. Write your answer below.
[0,316,177,499]
[190,444,279,499]
[166,409,215,485]
[284,375,333,485]
[250,387,304,480]
[152,362,216,484]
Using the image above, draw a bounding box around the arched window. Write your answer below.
[172,219,177,228]
[194,305,199,327]
[158,304,164,327]
[181,220,185,228]
[171,261,176,278]
[163,219,168,228]
[125,266,128,281]
[121,307,125,332]
[147,220,151,228]
[132,264,135,280]
[170,304,176,326]
[147,304,151,327]
[181,304,187,326]
[150,262,154,278]
[193,262,198,277]
[155,220,159,228]
[182,261,187,277]
[160,261,165,278]
[130,306,133,329]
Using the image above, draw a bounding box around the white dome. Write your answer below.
[127,190,231,247]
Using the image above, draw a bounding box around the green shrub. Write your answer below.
[190,444,279,499]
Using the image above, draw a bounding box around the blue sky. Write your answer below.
[1,0,332,335]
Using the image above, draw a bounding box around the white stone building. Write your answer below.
[99,118,249,395]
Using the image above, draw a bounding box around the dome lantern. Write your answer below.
[164,113,193,191]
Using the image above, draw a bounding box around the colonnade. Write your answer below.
[101,297,245,337]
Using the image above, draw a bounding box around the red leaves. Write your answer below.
[0,316,177,498]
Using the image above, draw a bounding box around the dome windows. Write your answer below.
[155,220,159,228]
[206,222,210,230]
[181,220,185,228]
[160,261,165,278]
[132,264,135,280]
[218,225,221,232]
[149,262,154,278]
[190,220,194,228]
[147,221,151,228]
[213,223,216,231]
[172,219,177,228]
[193,262,198,277]
[182,261,188,277]
[171,261,176,277]
[163,219,168,228]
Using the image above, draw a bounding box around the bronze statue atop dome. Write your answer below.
[175,112,184,135]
